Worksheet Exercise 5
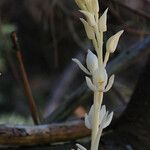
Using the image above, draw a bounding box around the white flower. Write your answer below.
[85,105,113,130]
[72,50,97,75]
[86,105,114,150]
[72,50,114,92]
[92,65,108,91]
[106,30,124,53]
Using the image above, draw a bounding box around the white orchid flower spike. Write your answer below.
[72,0,124,149]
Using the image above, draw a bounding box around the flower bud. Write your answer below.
[84,0,93,13]
[92,0,99,14]
[106,30,124,53]
[80,10,96,26]
[98,8,108,32]
[86,50,98,73]
[75,0,87,10]
[80,18,95,40]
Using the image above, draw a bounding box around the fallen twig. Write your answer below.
[11,32,40,125]
[0,120,90,146]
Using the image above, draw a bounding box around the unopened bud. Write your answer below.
[98,8,108,32]
[80,10,96,27]
[106,30,124,53]
[92,0,99,14]
[75,0,87,10]
[80,18,95,40]
[86,50,98,73]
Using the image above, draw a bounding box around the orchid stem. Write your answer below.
[91,90,103,150]
[94,25,103,66]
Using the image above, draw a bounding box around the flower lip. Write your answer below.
[93,66,108,90]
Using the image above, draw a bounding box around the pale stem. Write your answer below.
[91,127,103,150]
[103,51,110,67]
[91,91,103,150]
[94,25,103,66]
[92,38,98,52]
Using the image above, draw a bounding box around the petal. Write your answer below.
[98,8,108,32]
[99,105,106,123]
[84,113,91,129]
[100,111,108,129]
[76,144,87,150]
[106,30,124,53]
[104,74,115,92]
[88,105,94,125]
[86,50,98,73]
[80,18,95,40]
[103,111,113,128]
[72,58,91,75]
[85,76,98,91]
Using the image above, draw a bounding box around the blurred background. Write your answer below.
[0,0,149,125]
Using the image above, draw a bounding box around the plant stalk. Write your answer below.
[91,90,103,150]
